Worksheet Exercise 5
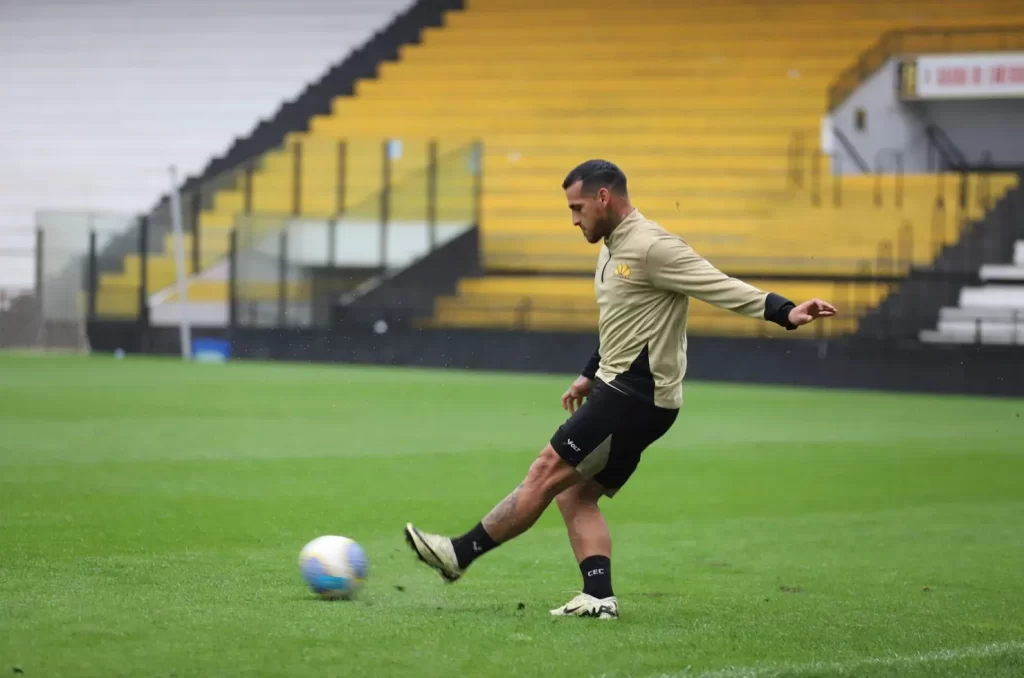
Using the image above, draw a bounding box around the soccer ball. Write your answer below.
[298,535,369,600]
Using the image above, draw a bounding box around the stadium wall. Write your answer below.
[830,58,1024,172]
[86,322,1024,398]
[829,59,928,173]
[926,99,1024,168]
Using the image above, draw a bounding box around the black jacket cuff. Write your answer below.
[582,349,600,379]
[765,292,798,330]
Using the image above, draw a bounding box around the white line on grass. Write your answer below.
[649,640,1024,678]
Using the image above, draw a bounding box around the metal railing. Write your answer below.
[968,310,1024,346]
[832,128,870,174]
[92,137,482,287]
[229,142,481,329]
[788,131,1009,213]
[874,148,905,208]
[14,140,482,337]
[810,151,843,207]
[925,123,968,173]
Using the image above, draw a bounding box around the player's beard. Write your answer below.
[597,207,622,241]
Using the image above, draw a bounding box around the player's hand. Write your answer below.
[561,376,594,414]
[788,299,837,327]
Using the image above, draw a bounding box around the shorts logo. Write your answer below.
[566,439,581,452]
[615,263,631,279]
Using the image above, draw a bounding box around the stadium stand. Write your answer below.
[920,240,1024,345]
[120,0,1019,338]
[22,0,1023,341]
[399,0,1022,337]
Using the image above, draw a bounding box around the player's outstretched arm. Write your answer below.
[647,237,838,329]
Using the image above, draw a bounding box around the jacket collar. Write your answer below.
[605,208,642,252]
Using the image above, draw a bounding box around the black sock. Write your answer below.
[451,522,498,569]
[580,555,613,599]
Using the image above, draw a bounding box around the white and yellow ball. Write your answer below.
[298,535,369,600]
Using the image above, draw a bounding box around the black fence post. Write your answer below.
[957,170,968,218]
[895,152,904,208]
[330,139,347,268]
[873,149,904,209]
[228,229,238,331]
[811,152,821,207]
[832,153,843,207]
[278,230,288,328]
[380,139,392,270]
[138,215,149,325]
[87,230,98,321]
[876,240,894,278]
[244,162,254,214]
[473,140,483,227]
[292,139,303,217]
[787,133,795,187]
[898,219,914,272]
[336,140,348,217]
[788,131,806,188]
[931,197,946,256]
[191,190,201,274]
[427,139,438,250]
[793,131,805,188]
[515,297,531,331]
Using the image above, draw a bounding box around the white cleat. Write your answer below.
[550,592,619,620]
[403,522,463,583]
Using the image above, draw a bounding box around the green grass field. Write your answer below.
[1,353,1022,677]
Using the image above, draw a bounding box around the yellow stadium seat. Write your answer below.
[96,0,1024,337]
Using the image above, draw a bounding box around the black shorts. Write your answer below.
[550,379,678,497]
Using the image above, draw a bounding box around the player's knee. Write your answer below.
[555,486,578,515]
[526,446,562,484]
[556,482,600,517]
[526,445,578,496]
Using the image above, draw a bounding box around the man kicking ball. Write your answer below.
[404,160,836,619]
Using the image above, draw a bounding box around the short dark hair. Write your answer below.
[562,159,628,197]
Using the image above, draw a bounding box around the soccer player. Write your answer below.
[404,160,836,619]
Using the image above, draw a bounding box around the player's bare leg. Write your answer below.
[556,480,611,561]
[404,444,582,582]
[482,445,582,542]
[550,480,619,619]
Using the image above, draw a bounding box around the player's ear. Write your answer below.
[597,187,610,206]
